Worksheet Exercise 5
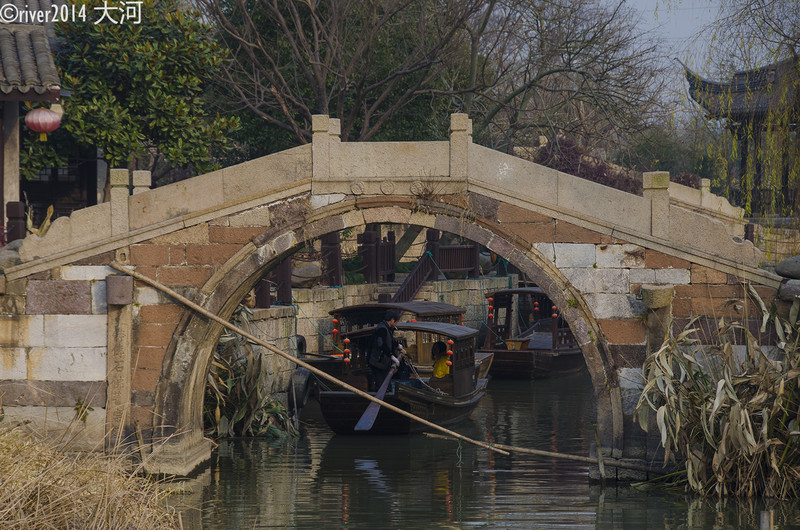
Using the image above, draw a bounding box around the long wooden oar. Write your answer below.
[109,262,509,456]
[354,352,403,431]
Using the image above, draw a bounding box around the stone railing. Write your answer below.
[7,113,764,281]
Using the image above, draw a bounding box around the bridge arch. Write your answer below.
[2,113,782,477]
[154,199,621,474]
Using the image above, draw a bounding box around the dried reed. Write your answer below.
[0,426,181,528]
[636,286,800,498]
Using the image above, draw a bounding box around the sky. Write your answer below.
[628,0,720,70]
[622,0,724,110]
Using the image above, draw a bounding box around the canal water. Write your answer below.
[174,370,800,528]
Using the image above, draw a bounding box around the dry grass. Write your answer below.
[0,426,181,529]
[636,287,800,498]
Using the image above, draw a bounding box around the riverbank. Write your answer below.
[0,426,181,528]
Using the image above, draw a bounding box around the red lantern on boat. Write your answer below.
[25,107,61,141]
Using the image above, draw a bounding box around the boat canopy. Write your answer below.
[395,321,478,341]
[330,301,465,327]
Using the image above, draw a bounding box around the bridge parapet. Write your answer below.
[7,113,762,282]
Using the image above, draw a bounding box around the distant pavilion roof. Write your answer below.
[0,0,64,102]
[684,58,799,123]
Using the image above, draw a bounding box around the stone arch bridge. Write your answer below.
[0,114,783,476]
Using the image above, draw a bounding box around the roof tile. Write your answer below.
[0,0,63,100]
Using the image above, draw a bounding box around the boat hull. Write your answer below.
[484,347,585,379]
[318,378,489,435]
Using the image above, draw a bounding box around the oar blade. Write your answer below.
[353,366,396,431]
[354,402,382,431]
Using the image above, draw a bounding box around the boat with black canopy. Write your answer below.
[316,320,489,434]
[293,301,492,407]
[478,287,584,379]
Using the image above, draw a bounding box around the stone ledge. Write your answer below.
[143,434,214,476]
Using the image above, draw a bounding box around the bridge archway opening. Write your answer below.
[154,201,622,471]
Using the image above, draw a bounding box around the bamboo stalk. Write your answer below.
[424,432,667,475]
[108,262,509,456]
[425,432,667,475]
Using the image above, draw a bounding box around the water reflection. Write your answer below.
[173,370,800,529]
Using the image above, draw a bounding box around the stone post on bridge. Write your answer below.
[449,113,472,179]
[110,169,130,236]
[643,171,670,240]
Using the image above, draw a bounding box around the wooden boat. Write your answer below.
[296,301,491,398]
[479,287,585,379]
[317,321,490,434]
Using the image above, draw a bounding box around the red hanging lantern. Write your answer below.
[343,338,350,345]
[446,350,453,356]
[446,339,454,346]
[446,360,452,367]
[25,107,61,141]
[343,357,351,364]
[332,328,339,334]
[332,319,339,325]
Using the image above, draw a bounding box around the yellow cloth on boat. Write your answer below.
[432,356,450,378]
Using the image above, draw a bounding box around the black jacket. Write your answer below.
[368,320,397,370]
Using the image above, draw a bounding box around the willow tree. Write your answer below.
[683,0,799,217]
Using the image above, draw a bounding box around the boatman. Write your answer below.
[367,309,404,391]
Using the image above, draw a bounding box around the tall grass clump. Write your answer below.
[0,427,181,528]
[636,287,800,498]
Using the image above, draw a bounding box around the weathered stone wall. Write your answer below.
[249,306,297,402]
[0,263,111,450]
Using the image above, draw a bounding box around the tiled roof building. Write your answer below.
[1,0,65,241]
